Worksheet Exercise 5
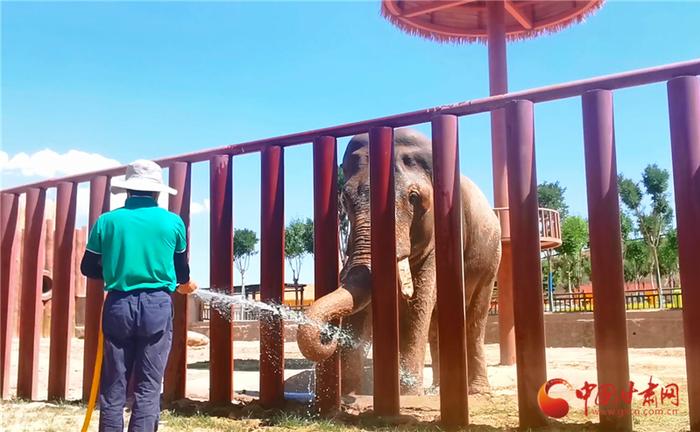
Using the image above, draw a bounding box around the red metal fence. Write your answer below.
[1,59,698,430]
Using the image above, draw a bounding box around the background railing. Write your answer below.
[488,289,684,315]
[199,303,261,322]
[494,207,562,249]
[1,59,698,429]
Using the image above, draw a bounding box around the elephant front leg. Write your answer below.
[467,325,489,394]
[339,308,372,395]
[398,311,430,395]
[428,310,439,388]
[466,275,495,394]
[398,260,436,395]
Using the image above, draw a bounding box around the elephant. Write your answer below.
[297,128,501,396]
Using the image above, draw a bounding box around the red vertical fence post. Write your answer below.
[312,136,341,414]
[209,155,234,404]
[582,89,632,431]
[260,145,285,408]
[1,193,20,399]
[505,100,547,428]
[48,182,78,400]
[667,75,700,431]
[369,126,400,416]
[17,188,47,400]
[487,0,516,368]
[164,162,191,402]
[82,176,110,401]
[432,115,469,427]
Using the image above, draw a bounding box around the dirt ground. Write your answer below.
[1,338,691,431]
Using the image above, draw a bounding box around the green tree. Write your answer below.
[285,218,314,287]
[623,239,651,289]
[619,164,673,306]
[620,213,634,242]
[621,212,646,287]
[658,229,679,289]
[556,216,589,292]
[233,228,258,296]
[537,181,569,219]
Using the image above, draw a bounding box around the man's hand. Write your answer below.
[176,280,198,295]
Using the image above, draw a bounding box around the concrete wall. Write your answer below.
[189,309,684,348]
[484,309,684,348]
[12,218,88,337]
[190,321,298,342]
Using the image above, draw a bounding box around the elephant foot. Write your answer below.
[341,393,358,404]
[399,384,424,396]
[425,384,439,395]
[399,378,424,396]
[399,366,425,395]
[468,378,491,395]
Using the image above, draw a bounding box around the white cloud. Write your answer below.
[3,148,200,220]
[0,149,120,178]
[191,198,210,215]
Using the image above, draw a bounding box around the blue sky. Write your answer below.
[2,1,699,287]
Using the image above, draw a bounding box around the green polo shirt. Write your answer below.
[86,196,187,292]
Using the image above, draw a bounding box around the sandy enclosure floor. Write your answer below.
[3,338,691,431]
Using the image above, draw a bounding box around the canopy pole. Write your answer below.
[487,0,516,367]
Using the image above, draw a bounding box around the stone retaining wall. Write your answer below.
[189,309,684,348]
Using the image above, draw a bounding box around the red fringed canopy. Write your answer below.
[381,0,604,43]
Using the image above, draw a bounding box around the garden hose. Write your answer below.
[81,324,104,432]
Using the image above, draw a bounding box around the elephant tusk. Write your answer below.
[398,257,414,299]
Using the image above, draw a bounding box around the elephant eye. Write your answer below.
[402,155,416,167]
[409,191,420,206]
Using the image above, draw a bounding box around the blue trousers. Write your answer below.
[99,289,173,432]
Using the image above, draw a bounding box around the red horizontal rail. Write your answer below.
[2,59,698,195]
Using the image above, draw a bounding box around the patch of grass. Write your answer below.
[0,397,691,432]
[161,411,256,431]
[1,400,86,432]
[266,411,349,431]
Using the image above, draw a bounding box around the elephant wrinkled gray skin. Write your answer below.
[297,128,501,395]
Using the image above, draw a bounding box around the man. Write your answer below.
[81,159,198,432]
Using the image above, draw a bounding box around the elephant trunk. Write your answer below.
[298,219,372,362]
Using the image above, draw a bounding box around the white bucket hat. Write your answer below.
[110,159,177,195]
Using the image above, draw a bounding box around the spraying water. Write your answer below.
[193,288,367,350]
[193,288,423,394]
